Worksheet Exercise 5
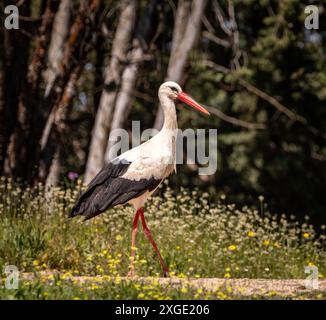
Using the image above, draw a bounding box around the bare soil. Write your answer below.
[22,272,326,298]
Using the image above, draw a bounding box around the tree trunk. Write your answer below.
[37,1,103,184]
[4,0,59,180]
[45,146,61,189]
[84,0,138,183]
[40,65,82,184]
[1,1,31,175]
[93,29,106,113]
[44,0,72,97]
[104,0,163,162]
[170,0,192,61]
[153,0,207,129]
[42,0,72,187]
[105,41,143,160]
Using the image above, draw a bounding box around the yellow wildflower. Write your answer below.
[248,231,256,237]
[228,245,237,251]
[263,240,270,246]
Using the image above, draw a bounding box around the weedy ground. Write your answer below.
[0,177,325,300]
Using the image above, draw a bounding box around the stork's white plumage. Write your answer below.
[70,81,209,277]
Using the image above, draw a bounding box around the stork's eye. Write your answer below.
[169,86,178,93]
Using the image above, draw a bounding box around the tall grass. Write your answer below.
[0,176,325,281]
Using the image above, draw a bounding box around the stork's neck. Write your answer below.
[159,93,178,130]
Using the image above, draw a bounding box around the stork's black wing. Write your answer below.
[69,160,161,220]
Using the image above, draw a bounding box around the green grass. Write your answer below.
[0,177,325,299]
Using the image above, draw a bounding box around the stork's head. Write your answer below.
[159,81,210,115]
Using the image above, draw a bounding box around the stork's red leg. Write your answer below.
[139,208,170,277]
[127,208,141,277]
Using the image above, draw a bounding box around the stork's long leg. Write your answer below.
[139,208,170,277]
[127,208,141,277]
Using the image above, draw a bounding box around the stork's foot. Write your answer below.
[163,269,170,278]
[127,268,136,278]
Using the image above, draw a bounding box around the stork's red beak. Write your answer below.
[177,92,210,115]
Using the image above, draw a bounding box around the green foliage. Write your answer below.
[180,0,326,224]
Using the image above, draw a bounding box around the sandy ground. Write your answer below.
[22,272,326,298]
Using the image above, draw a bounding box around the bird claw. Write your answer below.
[127,273,134,278]
[163,269,170,278]
[127,269,136,278]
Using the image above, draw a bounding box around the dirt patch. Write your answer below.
[22,272,326,298]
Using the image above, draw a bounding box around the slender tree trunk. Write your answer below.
[39,1,103,184]
[4,0,59,180]
[40,65,82,184]
[45,146,61,188]
[42,0,72,186]
[93,30,105,113]
[37,1,103,184]
[39,1,86,157]
[1,1,31,175]
[170,0,192,60]
[105,40,143,160]
[153,0,207,129]
[84,0,138,183]
[44,0,72,97]
[104,0,163,162]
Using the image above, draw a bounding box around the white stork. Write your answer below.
[70,81,209,277]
